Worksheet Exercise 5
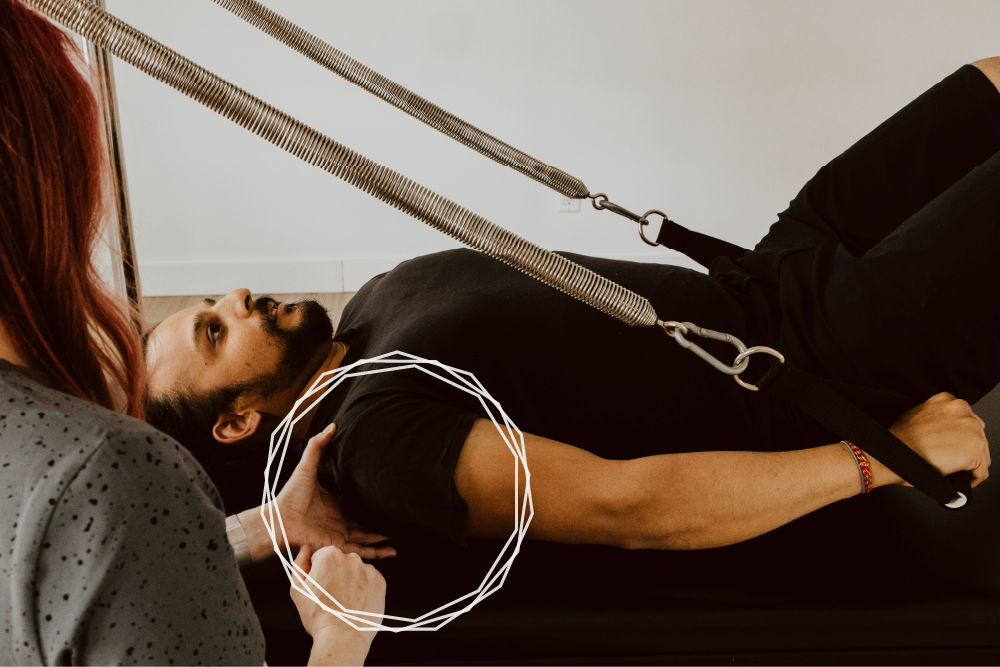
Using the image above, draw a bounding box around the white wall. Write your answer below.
[104,0,1000,295]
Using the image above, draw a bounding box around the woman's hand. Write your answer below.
[275,424,397,559]
[872,392,991,488]
[291,544,386,666]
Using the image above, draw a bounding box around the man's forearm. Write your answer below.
[459,396,985,551]
[623,444,870,550]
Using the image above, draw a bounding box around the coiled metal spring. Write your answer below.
[30,0,656,328]
[212,0,590,201]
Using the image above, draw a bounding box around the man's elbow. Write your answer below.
[601,483,704,551]
[616,522,707,551]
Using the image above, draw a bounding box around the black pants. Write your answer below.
[722,65,1000,445]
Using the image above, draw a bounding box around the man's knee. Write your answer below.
[972,57,1000,95]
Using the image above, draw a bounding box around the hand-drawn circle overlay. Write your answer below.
[260,351,533,632]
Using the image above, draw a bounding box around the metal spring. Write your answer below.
[211,0,590,200]
[30,0,657,328]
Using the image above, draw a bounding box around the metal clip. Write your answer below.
[589,194,671,248]
[589,193,643,222]
[732,345,785,391]
[639,210,668,247]
[660,321,750,376]
[659,320,786,391]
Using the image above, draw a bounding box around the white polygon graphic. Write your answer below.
[261,351,533,632]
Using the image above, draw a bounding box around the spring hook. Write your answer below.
[660,320,750,376]
[658,320,785,390]
[589,193,642,223]
[590,194,672,247]
[639,210,669,247]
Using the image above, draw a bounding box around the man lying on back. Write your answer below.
[144,61,999,550]
[142,250,987,550]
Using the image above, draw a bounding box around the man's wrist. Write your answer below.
[225,513,254,569]
[235,504,285,563]
[865,452,902,488]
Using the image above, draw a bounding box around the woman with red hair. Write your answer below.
[0,1,386,664]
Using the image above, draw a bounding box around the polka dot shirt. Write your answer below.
[0,361,265,665]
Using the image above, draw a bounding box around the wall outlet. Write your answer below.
[558,196,581,213]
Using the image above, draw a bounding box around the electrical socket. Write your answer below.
[558,196,581,213]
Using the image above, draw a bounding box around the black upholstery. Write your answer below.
[240,385,1000,665]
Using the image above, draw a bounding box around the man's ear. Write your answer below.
[212,410,262,444]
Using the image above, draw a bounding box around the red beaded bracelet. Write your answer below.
[842,441,873,494]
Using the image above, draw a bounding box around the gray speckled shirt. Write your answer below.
[0,361,265,665]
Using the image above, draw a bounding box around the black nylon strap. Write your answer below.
[757,362,964,506]
[661,221,969,508]
[655,219,748,269]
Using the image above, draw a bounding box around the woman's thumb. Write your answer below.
[294,543,313,574]
[296,423,336,476]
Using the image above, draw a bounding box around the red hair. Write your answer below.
[0,0,145,417]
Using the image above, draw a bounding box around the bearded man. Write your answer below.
[143,60,997,551]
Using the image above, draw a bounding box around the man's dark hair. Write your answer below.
[143,382,246,447]
[143,380,286,514]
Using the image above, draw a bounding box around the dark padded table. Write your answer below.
[236,386,999,665]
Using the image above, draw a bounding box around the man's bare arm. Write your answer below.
[453,393,989,550]
[454,420,862,549]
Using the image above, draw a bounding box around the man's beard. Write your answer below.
[248,296,334,399]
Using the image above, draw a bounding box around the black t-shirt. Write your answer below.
[308,249,770,547]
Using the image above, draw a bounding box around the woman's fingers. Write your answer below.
[343,526,396,558]
[348,529,391,545]
[342,543,397,559]
[312,422,336,448]
[365,544,397,559]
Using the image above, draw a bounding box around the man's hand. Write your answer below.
[874,392,991,488]
[275,424,397,558]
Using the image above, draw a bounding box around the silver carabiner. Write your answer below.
[589,193,643,223]
[659,320,750,376]
[589,194,671,248]
[732,346,785,391]
[659,320,786,391]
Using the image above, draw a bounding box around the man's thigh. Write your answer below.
[774,65,1000,256]
[775,150,1000,405]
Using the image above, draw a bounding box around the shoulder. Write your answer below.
[338,249,504,336]
[359,249,503,294]
[33,423,261,664]
[0,365,225,573]
[32,437,263,664]
[1,370,262,664]
[2,366,220,504]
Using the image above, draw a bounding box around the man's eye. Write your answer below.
[208,323,222,346]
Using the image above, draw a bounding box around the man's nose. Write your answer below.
[218,288,254,319]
